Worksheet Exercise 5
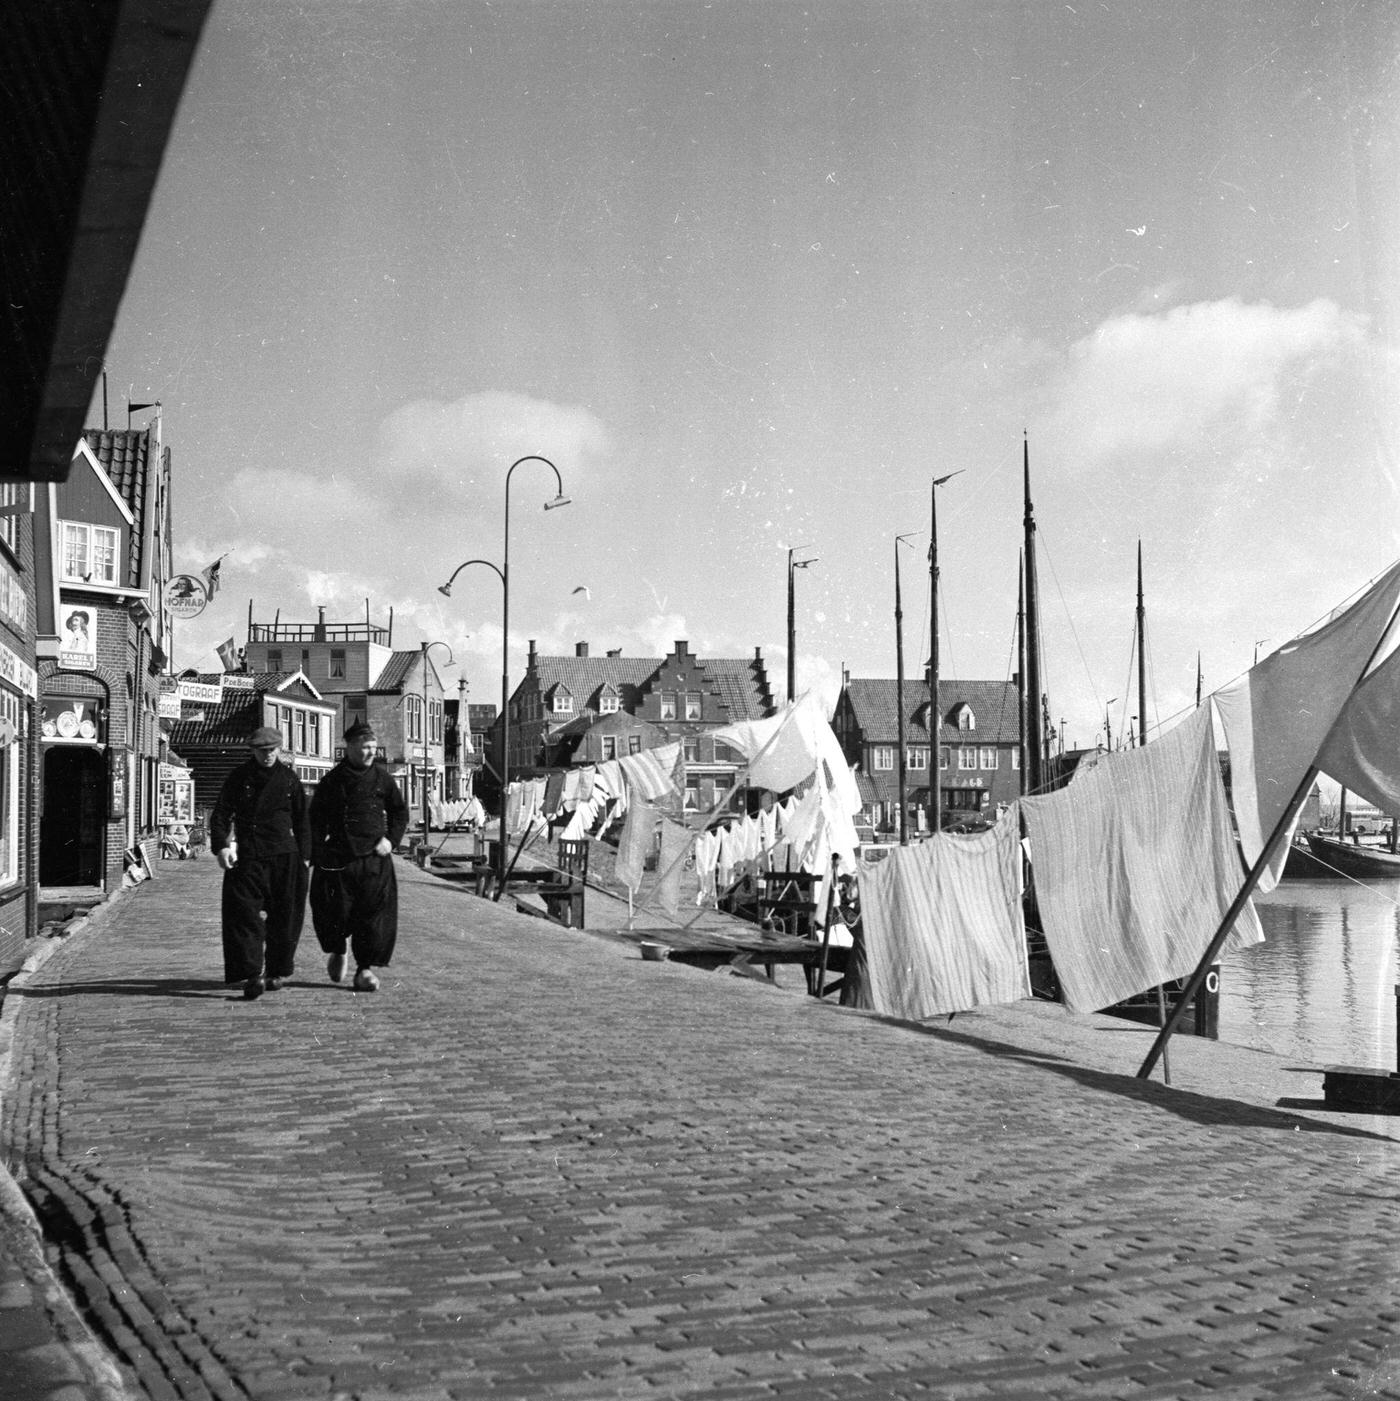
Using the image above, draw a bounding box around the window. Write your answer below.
[267,649,282,672]
[939,746,950,770]
[308,711,322,758]
[714,741,744,764]
[345,694,367,733]
[0,483,22,555]
[276,705,293,749]
[628,735,642,755]
[430,699,443,743]
[329,649,346,679]
[1011,749,1021,769]
[0,692,20,885]
[552,691,573,714]
[598,691,619,714]
[406,694,424,743]
[873,747,894,771]
[907,746,928,769]
[659,693,676,720]
[601,736,616,760]
[958,747,977,769]
[60,521,119,584]
[957,705,976,731]
[980,747,998,769]
[295,709,307,754]
[685,693,702,720]
[684,739,699,763]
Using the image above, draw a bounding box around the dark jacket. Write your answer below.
[309,759,410,866]
[210,759,310,861]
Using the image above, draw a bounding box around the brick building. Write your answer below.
[507,640,776,813]
[832,670,1022,835]
[166,672,338,817]
[34,422,174,890]
[241,610,447,811]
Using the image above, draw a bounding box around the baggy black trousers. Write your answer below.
[310,854,398,970]
[221,852,308,983]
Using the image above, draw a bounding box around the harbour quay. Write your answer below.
[0,855,1396,1400]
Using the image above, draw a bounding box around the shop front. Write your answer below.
[40,689,110,887]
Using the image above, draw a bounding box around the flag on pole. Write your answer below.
[201,557,225,600]
[216,637,240,673]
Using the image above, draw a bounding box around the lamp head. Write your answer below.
[437,583,452,597]
[543,493,572,511]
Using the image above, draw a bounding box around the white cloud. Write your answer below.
[1045,297,1367,464]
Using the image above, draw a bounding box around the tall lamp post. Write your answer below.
[440,455,570,900]
[895,533,918,845]
[418,640,454,857]
[786,545,818,705]
[927,469,962,834]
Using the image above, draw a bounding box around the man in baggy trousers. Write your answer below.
[309,720,410,993]
[210,726,311,1000]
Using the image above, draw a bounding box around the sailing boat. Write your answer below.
[1304,786,1400,877]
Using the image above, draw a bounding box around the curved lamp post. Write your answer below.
[786,545,818,705]
[439,455,570,899]
[418,640,455,854]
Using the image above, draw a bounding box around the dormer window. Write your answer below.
[598,686,619,715]
[954,703,976,732]
[551,687,574,715]
[61,521,119,585]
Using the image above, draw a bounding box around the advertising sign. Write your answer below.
[164,575,208,619]
[158,691,182,719]
[176,678,223,704]
[58,602,96,670]
[108,746,127,820]
[158,778,195,825]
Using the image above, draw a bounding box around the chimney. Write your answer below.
[607,648,622,658]
[754,646,762,661]
[314,606,326,642]
[576,641,589,657]
[527,640,537,669]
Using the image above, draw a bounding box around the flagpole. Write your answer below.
[1136,586,1400,1082]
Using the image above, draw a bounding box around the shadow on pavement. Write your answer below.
[868,1012,1394,1143]
[8,977,263,1000]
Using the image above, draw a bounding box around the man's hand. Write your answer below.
[374,837,393,857]
[216,848,237,871]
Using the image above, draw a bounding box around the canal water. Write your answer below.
[1219,877,1400,1069]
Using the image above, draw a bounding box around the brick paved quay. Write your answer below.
[1,854,1398,1400]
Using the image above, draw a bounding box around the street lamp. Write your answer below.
[440,454,570,900]
[418,640,454,857]
[786,545,818,705]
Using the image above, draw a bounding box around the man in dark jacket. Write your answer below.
[309,720,410,992]
[210,726,311,1000]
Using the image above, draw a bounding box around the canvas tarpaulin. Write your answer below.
[1020,704,1264,1014]
[1214,561,1400,892]
[857,807,1028,1019]
[1316,647,1400,815]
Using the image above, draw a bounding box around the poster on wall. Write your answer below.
[108,746,127,820]
[58,603,96,670]
[158,778,195,825]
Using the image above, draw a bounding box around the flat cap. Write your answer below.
[248,726,282,748]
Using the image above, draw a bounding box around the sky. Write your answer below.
[98,0,1400,753]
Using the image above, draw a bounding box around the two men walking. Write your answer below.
[212,720,408,998]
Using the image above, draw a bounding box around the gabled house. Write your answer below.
[507,639,777,812]
[34,420,174,889]
[832,669,1022,834]
[166,671,338,814]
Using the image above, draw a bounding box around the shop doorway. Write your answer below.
[41,746,106,886]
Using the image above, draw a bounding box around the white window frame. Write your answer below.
[598,691,619,714]
[601,735,617,760]
[980,746,998,769]
[957,706,976,732]
[873,746,894,771]
[958,746,977,770]
[60,520,120,585]
[685,692,702,721]
[552,691,573,715]
[907,746,928,769]
[329,648,346,679]
[659,693,677,721]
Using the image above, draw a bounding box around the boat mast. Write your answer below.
[1023,436,1044,793]
[1137,542,1147,748]
[1017,552,1026,794]
[894,535,910,845]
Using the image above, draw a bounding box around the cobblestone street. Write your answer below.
[2,855,1398,1399]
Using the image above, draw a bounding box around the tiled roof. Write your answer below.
[167,672,332,748]
[369,651,418,693]
[527,654,772,721]
[81,428,153,588]
[843,678,1021,745]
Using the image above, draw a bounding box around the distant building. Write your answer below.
[241,609,447,811]
[832,670,1022,834]
[166,672,338,814]
[506,639,776,813]
[34,422,175,890]
[443,682,496,801]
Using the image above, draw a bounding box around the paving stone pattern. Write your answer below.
[3,857,1398,1400]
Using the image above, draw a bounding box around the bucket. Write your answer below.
[639,940,669,962]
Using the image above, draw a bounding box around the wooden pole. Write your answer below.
[1023,436,1043,795]
[895,537,908,845]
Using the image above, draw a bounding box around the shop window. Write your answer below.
[60,520,120,585]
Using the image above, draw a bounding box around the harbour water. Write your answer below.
[1219,877,1400,1070]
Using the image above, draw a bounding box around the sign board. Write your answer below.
[158,778,195,825]
[0,639,37,697]
[158,691,182,719]
[159,762,191,782]
[223,674,255,690]
[176,678,223,704]
[108,746,127,819]
[165,575,208,618]
[58,602,97,670]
